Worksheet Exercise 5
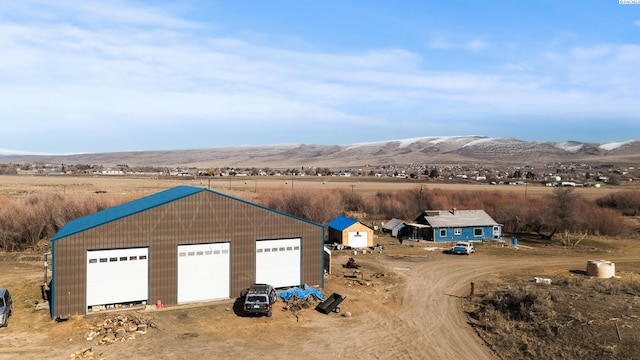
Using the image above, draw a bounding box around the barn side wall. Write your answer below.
[52,191,323,318]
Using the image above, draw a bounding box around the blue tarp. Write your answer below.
[277,285,326,302]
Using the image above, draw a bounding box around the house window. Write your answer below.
[454,228,462,235]
[440,229,446,237]
[474,228,483,236]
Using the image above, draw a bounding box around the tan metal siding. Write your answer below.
[52,190,323,318]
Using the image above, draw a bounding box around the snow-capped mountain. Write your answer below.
[0,136,638,168]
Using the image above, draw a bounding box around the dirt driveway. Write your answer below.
[0,243,635,360]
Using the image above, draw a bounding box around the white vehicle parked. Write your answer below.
[451,242,475,255]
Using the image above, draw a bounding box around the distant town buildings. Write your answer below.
[2,161,638,186]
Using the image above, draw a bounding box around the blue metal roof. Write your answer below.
[51,185,206,241]
[326,215,358,231]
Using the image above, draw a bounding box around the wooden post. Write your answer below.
[470,282,475,298]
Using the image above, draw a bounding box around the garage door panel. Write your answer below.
[256,238,300,288]
[86,248,148,309]
[178,242,230,303]
[348,231,368,248]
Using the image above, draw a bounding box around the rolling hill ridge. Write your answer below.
[1,136,638,168]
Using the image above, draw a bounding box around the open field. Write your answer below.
[0,175,635,200]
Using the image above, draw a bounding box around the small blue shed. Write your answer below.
[326,215,374,248]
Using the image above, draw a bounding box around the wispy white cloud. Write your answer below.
[427,38,488,51]
[0,1,637,152]
[569,45,612,61]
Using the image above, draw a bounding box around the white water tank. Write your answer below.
[586,260,615,278]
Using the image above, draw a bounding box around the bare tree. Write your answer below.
[536,187,581,240]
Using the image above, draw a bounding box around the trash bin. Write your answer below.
[512,237,518,246]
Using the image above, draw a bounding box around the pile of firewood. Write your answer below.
[85,312,158,346]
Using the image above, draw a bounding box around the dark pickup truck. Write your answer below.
[243,284,277,317]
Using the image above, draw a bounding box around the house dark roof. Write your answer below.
[51,185,206,241]
[414,209,500,228]
[327,215,358,231]
[382,218,405,231]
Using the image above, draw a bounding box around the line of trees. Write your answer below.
[257,187,634,240]
[0,188,636,252]
[0,193,137,251]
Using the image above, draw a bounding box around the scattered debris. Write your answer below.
[533,277,552,285]
[283,296,318,312]
[35,301,50,311]
[85,313,157,346]
[70,347,93,359]
[277,285,325,318]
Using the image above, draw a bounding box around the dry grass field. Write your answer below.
[0,174,633,200]
[1,175,639,360]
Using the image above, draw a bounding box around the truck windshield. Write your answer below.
[0,298,4,307]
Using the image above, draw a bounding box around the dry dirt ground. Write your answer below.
[2,236,640,360]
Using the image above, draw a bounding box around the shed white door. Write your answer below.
[178,243,230,303]
[256,238,301,288]
[86,248,148,310]
[348,231,368,248]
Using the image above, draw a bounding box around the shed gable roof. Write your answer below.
[326,215,358,231]
[414,209,499,228]
[51,185,206,241]
[382,218,405,230]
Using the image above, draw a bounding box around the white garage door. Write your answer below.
[256,238,301,288]
[177,242,230,304]
[348,231,368,248]
[86,248,148,310]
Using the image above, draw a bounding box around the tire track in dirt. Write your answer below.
[330,253,597,360]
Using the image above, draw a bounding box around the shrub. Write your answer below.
[0,193,130,251]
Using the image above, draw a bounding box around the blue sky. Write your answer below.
[1,0,639,154]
